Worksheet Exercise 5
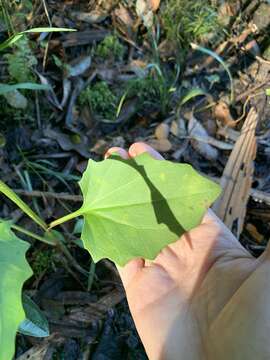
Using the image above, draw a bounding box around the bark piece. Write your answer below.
[213,107,258,238]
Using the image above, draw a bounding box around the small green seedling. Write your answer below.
[96,34,125,61]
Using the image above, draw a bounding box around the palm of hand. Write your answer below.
[106,143,270,360]
[121,213,260,360]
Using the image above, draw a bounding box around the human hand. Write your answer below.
[105,142,270,360]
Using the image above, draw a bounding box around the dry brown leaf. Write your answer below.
[170,120,178,136]
[90,139,108,155]
[188,115,218,161]
[147,138,172,152]
[70,10,108,24]
[170,118,186,137]
[148,0,160,11]
[114,5,134,27]
[243,39,261,57]
[246,223,264,243]
[155,123,170,139]
[213,107,258,238]
[219,3,236,17]
[214,101,236,127]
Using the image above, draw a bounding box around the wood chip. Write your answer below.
[213,107,258,238]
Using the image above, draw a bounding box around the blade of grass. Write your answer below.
[190,43,234,103]
[0,27,76,51]
[0,181,47,230]
[0,83,50,95]
[180,87,207,107]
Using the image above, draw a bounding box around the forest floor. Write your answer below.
[1,0,270,359]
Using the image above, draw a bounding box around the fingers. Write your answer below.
[104,147,129,159]
[117,258,145,288]
[105,142,164,161]
[129,142,164,160]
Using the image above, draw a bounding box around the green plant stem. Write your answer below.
[0,180,47,230]
[49,208,83,229]
[11,224,57,246]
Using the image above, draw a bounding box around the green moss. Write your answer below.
[79,81,118,121]
[31,249,53,277]
[4,37,37,83]
[96,34,125,61]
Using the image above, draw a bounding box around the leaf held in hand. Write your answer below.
[0,221,33,360]
[52,154,221,266]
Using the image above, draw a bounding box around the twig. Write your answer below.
[14,183,270,209]
[14,189,83,202]
[42,0,52,27]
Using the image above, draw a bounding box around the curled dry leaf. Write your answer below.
[148,0,160,11]
[170,121,179,137]
[213,107,258,238]
[155,123,170,139]
[114,5,134,28]
[214,101,236,127]
[136,0,154,27]
[69,10,108,24]
[246,223,264,243]
[147,138,172,152]
[67,56,92,78]
[188,115,218,161]
[170,118,186,137]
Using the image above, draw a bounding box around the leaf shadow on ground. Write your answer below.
[110,155,186,237]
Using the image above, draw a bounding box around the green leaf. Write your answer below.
[0,83,50,95]
[50,153,221,266]
[19,294,49,338]
[0,27,76,51]
[180,87,207,107]
[266,88,270,96]
[0,221,33,360]
[22,27,77,34]
[0,181,47,230]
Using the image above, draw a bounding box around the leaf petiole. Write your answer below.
[11,224,58,246]
[49,208,83,229]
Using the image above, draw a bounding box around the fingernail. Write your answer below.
[129,143,164,160]
[105,148,128,159]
